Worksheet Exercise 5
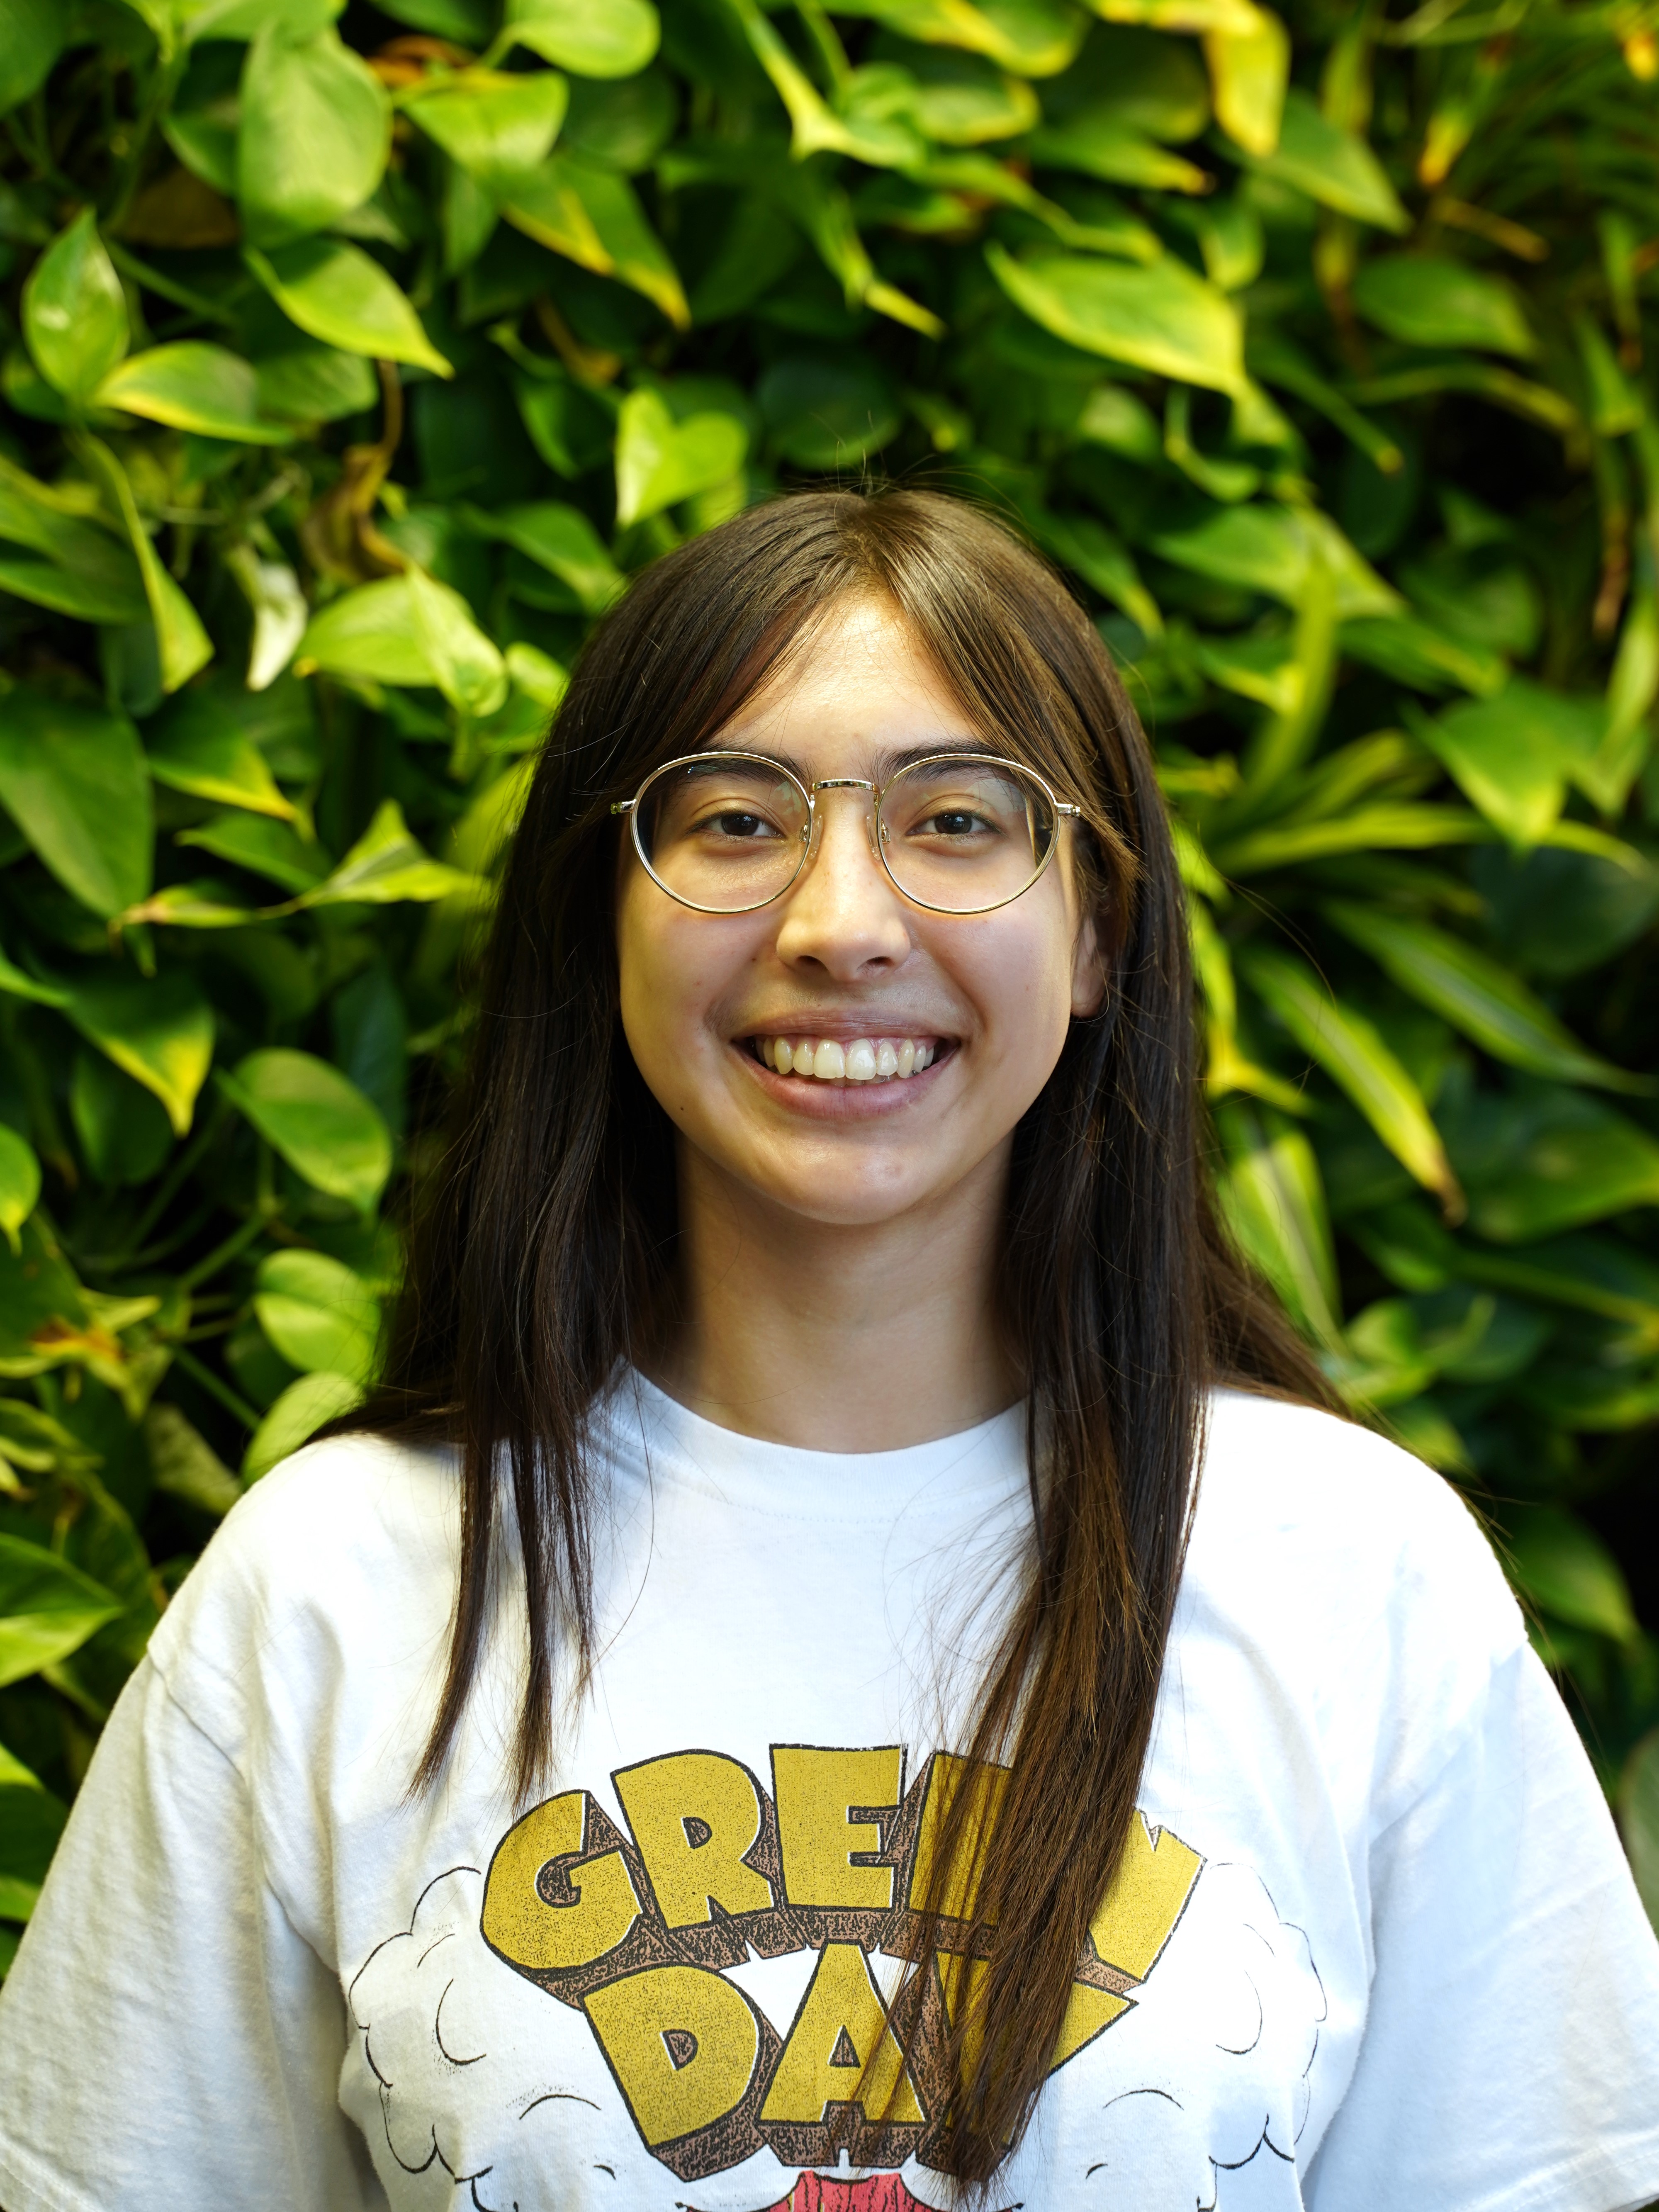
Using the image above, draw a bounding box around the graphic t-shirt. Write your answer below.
[2,1381,1658,2212]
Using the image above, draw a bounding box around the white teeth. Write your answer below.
[755,1035,941,1084]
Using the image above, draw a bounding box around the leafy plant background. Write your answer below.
[3,0,1659,1969]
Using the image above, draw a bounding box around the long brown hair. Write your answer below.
[353,488,1331,2188]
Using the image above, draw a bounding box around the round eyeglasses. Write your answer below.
[613,750,1081,917]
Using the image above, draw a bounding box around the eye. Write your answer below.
[914,807,993,839]
[695,807,786,842]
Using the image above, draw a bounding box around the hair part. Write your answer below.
[352,487,1334,2191]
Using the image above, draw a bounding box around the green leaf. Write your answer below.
[505,0,660,76]
[1353,254,1533,361]
[1503,1504,1636,1642]
[1029,509,1161,635]
[144,1402,243,1518]
[0,1127,41,1256]
[0,460,147,616]
[1205,7,1288,159]
[1238,944,1460,1211]
[63,971,216,1138]
[252,343,378,423]
[463,502,624,613]
[1242,88,1407,231]
[95,343,293,444]
[1620,1731,1659,1933]
[71,1047,174,1182]
[0,690,153,916]
[614,387,747,524]
[1209,802,1489,874]
[0,558,149,625]
[898,49,1039,143]
[1148,502,1399,620]
[406,565,510,718]
[246,239,453,377]
[1460,1233,1659,1332]
[237,26,391,247]
[183,0,344,37]
[1340,614,1506,701]
[175,812,329,892]
[404,68,570,191]
[1415,681,1603,850]
[254,1248,380,1383]
[834,0,1087,78]
[0,0,66,116]
[1448,1088,1659,1243]
[0,1742,68,1924]
[0,1535,122,1690]
[758,356,896,472]
[502,153,690,328]
[296,798,477,907]
[986,241,1244,394]
[1324,903,1647,1093]
[75,434,214,694]
[1215,1098,1341,1346]
[218,1048,392,1211]
[22,210,129,402]
[242,1368,363,1482]
[146,699,302,822]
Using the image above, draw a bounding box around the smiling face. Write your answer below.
[616,596,1105,1233]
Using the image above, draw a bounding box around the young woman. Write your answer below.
[2,490,1657,2212]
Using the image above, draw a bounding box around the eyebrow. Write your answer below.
[705,737,997,781]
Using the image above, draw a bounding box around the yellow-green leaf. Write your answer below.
[464,501,624,612]
[1215,1099,1341,1347]
[504,0,660,77]
[1204,5,1287,158]
[0,1128,41,1256]
[1415,681,1603,849]
[503,153,689,328]
[614,387,748,527]
[237,26,391,247]
[254,1248,380,1383]
[403,68,569,190]
[297,798,476,908]
[1243,88,1407,232]
[242,1369,364,1483]
[1240,943,1461,1210]
[1148,501,1399,619]
[145,709,299,823]
[63,970,216,1138]
[986,241,1245,394]
[1324,902,1650,1093]
[1353,254,1534,361]
[407,565,510,719]
[835,0,1088,77]
[1504,1504,1637,1641]
[23,210,128,401]
[75,433,214,694]
[0,1535,121,1691]
[95,343,294,444]
[246,239,453,377]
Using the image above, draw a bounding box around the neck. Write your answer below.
[646,1142,1019,1451]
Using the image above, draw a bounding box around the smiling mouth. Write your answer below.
[746,1034,949,1084]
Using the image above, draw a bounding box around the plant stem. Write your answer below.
[169,1347,261,1434]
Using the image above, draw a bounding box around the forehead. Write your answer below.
[713,596,977,777]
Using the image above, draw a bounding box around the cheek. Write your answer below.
[616,881,751,1100]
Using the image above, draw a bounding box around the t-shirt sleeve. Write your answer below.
[1306,1639,1659,2212]
[0,1652,387,2212]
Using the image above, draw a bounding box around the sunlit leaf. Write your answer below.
[254,1248,380,1383]
[1325,902,1647,1093]
[95,343,293,444]
[0,691,153,917]
[63,970,216,1138]
[218,1047,392,1210]
[1148,502,1399,620]
[0,1740,67,1924]
[175,812,328,892]
[1204,5,1287,158]
[1243,88,1407,231]
[245,239,453,376]
[1215,1099,1341,1346]
[252,343,378,424]
[297,799,476,907]
[0,1128,41,1256]
[1353,255,1534,360]
[236,27,390,247]
[503,153,689,328]
[410,565,511,718]
[0,1536,122,1690]
[403,69,570,191]
[1239,944,1461,1210]
[987,241,1244,393]
[615,388,748,526]
[146,694,301,821]
[242,1368,363,1482]
[464,502,624,612]
[505,0,660,76]
[75,434,214,694]
[145,1402,243,1518]
[1412,682,1603,849]
[23,210,128,401]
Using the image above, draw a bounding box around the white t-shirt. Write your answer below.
[2,1381,1657,2212]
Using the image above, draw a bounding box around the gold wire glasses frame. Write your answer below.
[611,749,1083,917]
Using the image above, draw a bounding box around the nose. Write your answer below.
[773,787,912,980]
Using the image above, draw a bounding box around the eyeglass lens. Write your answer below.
[634,754,1060,915]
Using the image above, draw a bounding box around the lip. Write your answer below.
[732,1037,957,1119]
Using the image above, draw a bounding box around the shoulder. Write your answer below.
[1184,1390,1526,1817]
[144,1429,460,1763]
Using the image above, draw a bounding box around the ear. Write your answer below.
[1070,908,1107,1018]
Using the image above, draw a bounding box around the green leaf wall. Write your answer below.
[2,0,1658,1956]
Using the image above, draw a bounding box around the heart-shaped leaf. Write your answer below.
[218,1047,392,1209]
[236,26,391,246]
[404,69,570,190]
[246,239,452,376]
[407,565,510,718]
[1354,254,1534,360]
[242,1368,364,1482]
[297,799,476,908]
[63,970,216,1137]
[1242,88,1407,231]
[0,691,153,917]
[505,0,660,78]
[465,503,624,613]
[95,343,294,443]
[987,241,1245,394]
[615,387,748,525]
[0,1535,122,1691]
[23,210,128,401]
[502,153,689,328]
[254,1248,381,1382]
